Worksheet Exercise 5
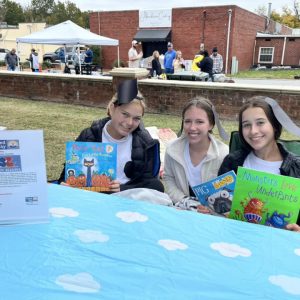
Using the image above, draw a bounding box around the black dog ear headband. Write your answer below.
[264,97,300,137]
[116,79,143,105]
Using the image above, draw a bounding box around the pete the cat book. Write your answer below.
[229,167,300,229]
[192,170,236,217]
[65,141,117,192]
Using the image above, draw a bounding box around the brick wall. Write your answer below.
[0,72,299,124]
[255,37,300,66]
[89,5,292,72]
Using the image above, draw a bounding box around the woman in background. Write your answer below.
[151,50,162,77]
[172,50,185,73]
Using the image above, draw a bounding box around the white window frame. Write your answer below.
[258,47,274,64]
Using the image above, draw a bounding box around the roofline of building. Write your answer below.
[257,33,300,38]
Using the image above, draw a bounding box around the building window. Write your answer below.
[258,47,274,63]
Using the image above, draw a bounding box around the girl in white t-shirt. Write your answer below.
[59,79,163,193]
[163,97,229,209]
[219,96,300,232]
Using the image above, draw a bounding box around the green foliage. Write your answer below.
[0,98,184,180]
[42,61,52,69]
[0,97,297,180]
[1,0,89,27]
[2,0,25,25]
[20,61,30,69]
[90,46,102,66]
[112,59,126,68]
[233,69,300,79]
[255,2,300,28]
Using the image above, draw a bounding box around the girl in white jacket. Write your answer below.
[163,97,229,209]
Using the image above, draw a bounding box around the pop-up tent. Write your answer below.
[16,20,120,70]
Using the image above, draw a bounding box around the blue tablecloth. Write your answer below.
[1,184,300,299]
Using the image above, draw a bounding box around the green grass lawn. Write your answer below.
[0,97,298,181]
[233,69,300,79]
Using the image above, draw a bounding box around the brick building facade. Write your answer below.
[255,34,300,67]
[89,5,293,72]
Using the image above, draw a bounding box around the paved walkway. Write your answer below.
[232,78,300,87]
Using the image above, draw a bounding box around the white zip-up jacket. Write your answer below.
[163,134,229,204]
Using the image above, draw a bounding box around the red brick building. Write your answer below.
[255,33,300,67]
[90,5,294,72]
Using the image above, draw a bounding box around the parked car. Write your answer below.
[0,48,10,62]
[43,46,86,64]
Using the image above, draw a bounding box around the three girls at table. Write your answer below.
[163,95,300,232]
[59,79,163,193]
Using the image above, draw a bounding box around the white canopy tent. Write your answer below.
[16,20,120,71]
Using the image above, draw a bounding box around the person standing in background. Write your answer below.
[5,48,18,71]
[128,40,143,68]
[172,50,185,73]
[164,42,176,74]
[151,50,162,77]
[84,46,93,64]
[210,47,223,74]
[198,50,213,81]
[191,50,204,71]
[28,49,39,72]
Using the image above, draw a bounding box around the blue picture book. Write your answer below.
[192,171,236,216]
[65,141,117,192]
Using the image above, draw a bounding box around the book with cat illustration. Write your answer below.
[65,141,117,192]
[192,171,236,217]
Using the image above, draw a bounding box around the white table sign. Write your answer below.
[0,130,48,224]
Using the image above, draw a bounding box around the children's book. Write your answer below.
[229,167,300,228]
[65,141,117,192]
[192,171,236,216]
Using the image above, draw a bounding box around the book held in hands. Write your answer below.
[192,171,236,216]
[65,141,117,192]
[229,167,300,228]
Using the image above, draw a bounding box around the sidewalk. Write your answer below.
[233,78,300,87]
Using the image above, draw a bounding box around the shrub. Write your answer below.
[112,59,126,68]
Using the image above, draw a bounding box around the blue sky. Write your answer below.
[14,0,293,14]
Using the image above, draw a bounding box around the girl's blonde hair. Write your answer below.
[107,92,146,117]
[176,51,182,59]
[152,50,159,58]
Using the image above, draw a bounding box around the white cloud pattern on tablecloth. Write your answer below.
[74,230,109,243]
[294,248,300,256]
[158,239,188,251]
[269,275,300,295]
[49,207,79,218]
[116,211,148,223]
[210,242,252,258]
[55,272,100,293]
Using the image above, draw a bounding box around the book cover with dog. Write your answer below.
[192,171,236,217]
[229,167,300,228]
[65,141,117,192]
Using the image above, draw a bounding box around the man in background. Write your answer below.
[84,46,93,64]
[163,42,176,74]
[128,40,143,68]
[5,48,18,71]
[210,47,223,74]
